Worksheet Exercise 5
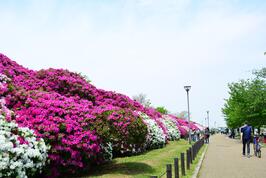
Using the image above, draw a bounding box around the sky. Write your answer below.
[0,0,265,128]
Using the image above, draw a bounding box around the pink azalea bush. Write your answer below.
[9,91,101,170]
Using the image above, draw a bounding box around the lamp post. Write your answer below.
[206,111,209,128]
[184,86,191,144]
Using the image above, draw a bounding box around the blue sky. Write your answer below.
[0,0,265,127]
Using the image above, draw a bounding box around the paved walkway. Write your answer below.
[198,134,266,178]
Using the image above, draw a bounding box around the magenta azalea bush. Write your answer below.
[0,54,205,177]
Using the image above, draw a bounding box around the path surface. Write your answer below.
[198,134,266,178]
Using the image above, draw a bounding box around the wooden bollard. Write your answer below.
[181,153,185,176]
[166,164,172,178]
[186,149,190,170]
[174,158,179,178]
[189,147,193,164]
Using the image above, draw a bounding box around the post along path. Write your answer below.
[198,134,266,178]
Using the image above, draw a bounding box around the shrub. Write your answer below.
[10,91,101,174]
[161,115,180,141]
[140,113,166,149]
[92,106,148,156]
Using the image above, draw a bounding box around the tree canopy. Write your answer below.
[222,68,266,129]
[156,106,169,114]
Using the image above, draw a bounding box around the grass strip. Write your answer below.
[75,139,206,178]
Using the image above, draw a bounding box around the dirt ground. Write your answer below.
[198,134,266,178]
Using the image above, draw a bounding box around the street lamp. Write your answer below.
[184,86,191,144]
[206,111,209,128]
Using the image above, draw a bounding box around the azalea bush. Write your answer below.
[35,68,97,101]
[161,115,180,141]
[1,75,103,176]
[7,90,102,174]
[140,113,166,149]
[92,106,148,156]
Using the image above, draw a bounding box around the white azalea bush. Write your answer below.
[161,116,181,141]
[139,112,166,149]
[0,115,49,178]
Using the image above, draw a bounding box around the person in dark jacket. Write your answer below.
[241,122,252,157]
[204,127,210,144]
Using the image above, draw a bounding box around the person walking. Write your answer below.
[205,127,210,144]
[240,122,252,157]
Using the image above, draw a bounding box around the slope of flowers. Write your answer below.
[0,54,188,177]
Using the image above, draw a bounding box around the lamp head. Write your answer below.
[184,86,191,92]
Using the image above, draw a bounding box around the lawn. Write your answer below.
[75,139,206,178]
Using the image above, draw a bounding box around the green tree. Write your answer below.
[156,106,169,114]
[222,68,266,129]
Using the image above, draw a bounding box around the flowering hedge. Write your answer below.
[0,54,192,177]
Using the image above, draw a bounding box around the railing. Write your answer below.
[150,138,205,178]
